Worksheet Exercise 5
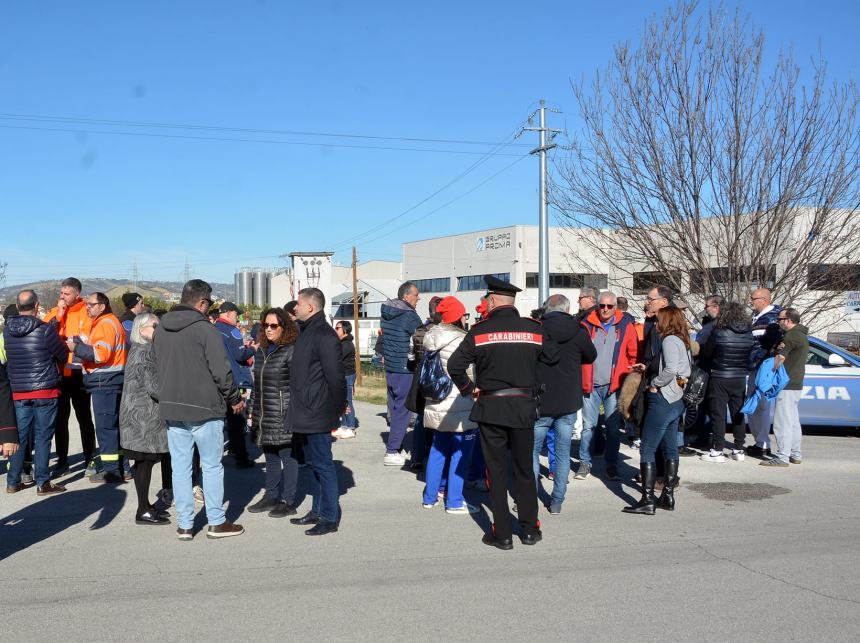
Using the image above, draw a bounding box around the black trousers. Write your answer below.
[479,423,539,540]
[54,371,96,465]
[708,377,747,452]
[225,406,249,459]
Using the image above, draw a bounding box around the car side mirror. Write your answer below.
[828,353,847,367]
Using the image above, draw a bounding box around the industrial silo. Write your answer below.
[253,268,268,307]
[238,269,254,306]
[234,272,241,304]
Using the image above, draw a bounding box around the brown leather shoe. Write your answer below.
[206,522,244,539]
[177,528,194,541]
[6,483,26,494]
[36,482,67,496]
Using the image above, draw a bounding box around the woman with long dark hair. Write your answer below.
[247,307,300,517]
[624,306,691,515]
[699,302,755,463]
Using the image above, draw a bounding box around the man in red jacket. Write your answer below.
[578,291,638,481]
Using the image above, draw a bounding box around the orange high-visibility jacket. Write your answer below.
[44,299,93,376]
[82,313,127,376]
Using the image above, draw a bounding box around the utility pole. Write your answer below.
[183,259,191,284]
[352,246,362,386]
[132,259,139,291]
[521,100,561,306]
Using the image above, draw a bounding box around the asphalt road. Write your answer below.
[2,401,860,642]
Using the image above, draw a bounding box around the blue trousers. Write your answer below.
[639,392,684,464]
[92,388,122,473]
[168,418,226,529]
[341,374,357,429]
[580,384,622,468]
[385,372,413,453]
[305,432,341,523]
[533,413,577,505]
[7,398,58,488]
[423,430,476,509]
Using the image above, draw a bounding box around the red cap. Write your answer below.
[436,296,466,324]
[475,299,488,316]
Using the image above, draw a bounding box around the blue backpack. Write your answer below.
[418,350,453,403]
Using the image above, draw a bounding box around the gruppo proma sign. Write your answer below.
[475,231,512,252]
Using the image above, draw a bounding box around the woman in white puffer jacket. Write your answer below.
[421,296,479,514]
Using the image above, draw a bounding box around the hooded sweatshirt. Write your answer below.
[380,298,422,374]
[152,305,241,422]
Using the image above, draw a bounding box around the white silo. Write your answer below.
[253,268,268,307]
[238,269,254,306]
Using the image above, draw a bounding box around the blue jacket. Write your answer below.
[215,318,254,388]
[380,299,422,374]
[750,305,783,369]
[3,315,69,393]
[741,357,789,415]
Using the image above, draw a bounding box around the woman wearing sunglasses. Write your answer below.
[120,312,170,525]
[247,307,300,517]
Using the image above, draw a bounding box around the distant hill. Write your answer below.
[0,278,235,307]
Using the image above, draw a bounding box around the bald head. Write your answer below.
[487,293,514,312]
[750,288,772,314]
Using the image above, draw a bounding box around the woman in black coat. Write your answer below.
[247,307,299,517]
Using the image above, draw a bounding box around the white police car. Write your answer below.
[800,337,860,428]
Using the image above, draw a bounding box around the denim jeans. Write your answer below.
[423,430,476,509]
[7,398,58,488]
[639,392,684,464]
[168,419,226,529]
[341,374,357,429]
[305,432,340,523]
[545,428,556,471]
[580,384,622,467]
[533,413,576,505]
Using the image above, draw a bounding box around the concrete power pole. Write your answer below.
[352,246,362,386]
[522,100,561,306]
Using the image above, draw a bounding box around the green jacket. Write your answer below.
[779,324,809,390]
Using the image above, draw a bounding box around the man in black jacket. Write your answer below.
[0,362,19,458]
[288,288,347,536]
[533,294,597,514]
[153,279,245,541]
[3,290,69,495]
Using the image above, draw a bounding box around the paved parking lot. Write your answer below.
[3,401,860,641]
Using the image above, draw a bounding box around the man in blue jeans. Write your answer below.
[154,280,245,540]
[3,290,69,495]
[288,288,347,536]
[532,294,596,514]
[578,291,639,481]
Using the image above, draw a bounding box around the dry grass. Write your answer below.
[353,367,388,405]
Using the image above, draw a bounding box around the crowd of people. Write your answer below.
[0,274,809,547]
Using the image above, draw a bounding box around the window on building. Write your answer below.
[689,265,777,293]
[632,270,683,294]
[457,273,510,291]
[525,272,608,289]
[412,277,451,293]
[807,263,860,291]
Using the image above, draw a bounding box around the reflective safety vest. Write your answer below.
[82,313,127,381]
[44,299,93,376]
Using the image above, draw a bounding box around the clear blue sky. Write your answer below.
[1,0,857,285]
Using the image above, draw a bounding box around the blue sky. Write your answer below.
[1,0,857,285]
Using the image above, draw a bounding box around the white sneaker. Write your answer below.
[193,485,205,504]
[446,503,479,515]
[338,428,356,440]
[731,449,745,461]
[700,450,725,463]
[383,452,406,467]
[422,501,438,509]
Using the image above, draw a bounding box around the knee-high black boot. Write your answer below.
[623,462,656,515]
[658,459,679,510]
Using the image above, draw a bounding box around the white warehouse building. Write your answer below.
[402,224,860,338]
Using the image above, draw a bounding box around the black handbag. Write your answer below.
[682,365,709,406]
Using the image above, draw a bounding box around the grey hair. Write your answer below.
[579,287,598,301]
[715,302,751,330]
[598,290,617,304]
[543,294,570,313]
[130,312,157,345]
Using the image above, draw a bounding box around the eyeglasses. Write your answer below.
[598,304,615,309]
[646,296,666,302]
[263,323,281,330]
[777,317,788,321]
[202,298,214,307]
[750,296,765,301]
[85,302,100,308]
[578,296,591,302]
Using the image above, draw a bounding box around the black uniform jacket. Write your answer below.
[447,306,559,429]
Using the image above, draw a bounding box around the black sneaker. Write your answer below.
[268,501,298,518]
[90,471,124,484]
[247,496,280,513]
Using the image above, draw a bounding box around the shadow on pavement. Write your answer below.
[0,484,127,561]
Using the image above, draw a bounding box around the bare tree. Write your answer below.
[554,1,860,325]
